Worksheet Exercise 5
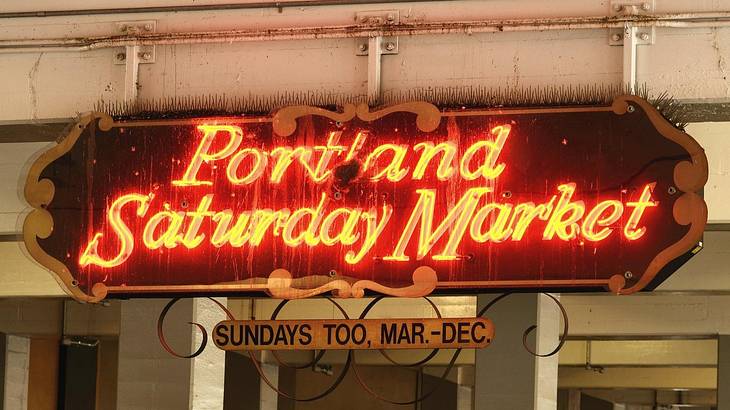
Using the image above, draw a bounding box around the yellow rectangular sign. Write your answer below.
[213,318,494,350]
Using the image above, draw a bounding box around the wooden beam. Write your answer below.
[0,121,70,143]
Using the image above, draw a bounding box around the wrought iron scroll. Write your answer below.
[157,294,568,404]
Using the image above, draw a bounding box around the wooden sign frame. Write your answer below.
[23,95,707,302]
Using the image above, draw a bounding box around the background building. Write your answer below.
[0,1,729,409]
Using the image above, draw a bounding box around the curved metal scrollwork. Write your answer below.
[157,297,233,358]
[156,293,569,404]
[252,298,352,402]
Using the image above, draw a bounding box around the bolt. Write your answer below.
[641,2,651,10]
[141,52,152,60]
[144,23,153,31]
[639,32,650,41]
[116,52,126,61]
[358,43,368,52]
[611,33,622,42]
[384,42,396,51]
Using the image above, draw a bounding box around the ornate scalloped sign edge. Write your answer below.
[23,95,708,302]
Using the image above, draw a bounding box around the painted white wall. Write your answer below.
[1,1,730,121]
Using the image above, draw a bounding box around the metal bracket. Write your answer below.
[355,10,399,56]
[355,10,400,105]
[112,45,156,65]
[609,0,654,16]
[355,10,399,26]
[608,1,655,92]
[113,21,156,65]
[366,37,383,105]
[608,26,655,46]
[113,21,156,102]
[608,0,655,45]
[356,37,398,56]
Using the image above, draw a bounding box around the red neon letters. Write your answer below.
[80,124,657,268]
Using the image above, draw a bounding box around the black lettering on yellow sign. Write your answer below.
[213,318,493,351]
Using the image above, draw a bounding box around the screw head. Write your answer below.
[624,271,633,279]
[386,13,395,22]
[358,43,368,52]
[116,52,126,61]
[627,105,635,113]
[641,2,651,10]
[668,186,677,195]
[141,52,152,60]
[611,33,622,42]
[384,42,396,51]
[613,4,623,11]
[639,32,650,41]
[143,23,153,31]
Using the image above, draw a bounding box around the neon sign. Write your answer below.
[24,96,708,302]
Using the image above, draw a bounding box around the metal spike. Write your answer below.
[93,84,688,129]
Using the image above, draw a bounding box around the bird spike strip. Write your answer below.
[97,84,689,129]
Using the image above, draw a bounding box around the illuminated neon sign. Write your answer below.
[24,96,708,302]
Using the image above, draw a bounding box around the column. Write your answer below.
[3,335,30,410]
[719,335,730,410]
[457,366,474,410]
[474,293,561,410]
[259,351,279,410]
[190,298,227,410]
[117,298,226,410]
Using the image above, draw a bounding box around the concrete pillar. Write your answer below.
[535,294,560,410]
[719,335,730,410]
[3,335,29,410]
[474,293,561,410]
[259,352,279,410]
[456,366,473,410]
[117,298,226,410]
[190,299,226,410]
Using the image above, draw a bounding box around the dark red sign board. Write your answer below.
[23,96,707,302]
